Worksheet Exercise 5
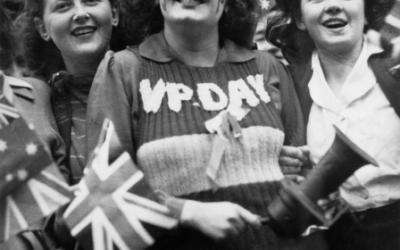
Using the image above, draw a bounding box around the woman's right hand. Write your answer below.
[180,200,261,241]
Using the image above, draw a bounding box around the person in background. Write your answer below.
[0,2,24,77]
[269,0,400,249]
[0,4,66,248]
[19,0,129,248]
[86,0,327,249]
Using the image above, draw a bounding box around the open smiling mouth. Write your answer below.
[173,0,208,4]
[322,18,348,29]
[71,26,97,37]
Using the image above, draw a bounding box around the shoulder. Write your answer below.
[101,48,142,70]
[253,50,293,87]
[253,50,289,75]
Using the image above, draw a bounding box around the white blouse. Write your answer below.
[307,41,400,211]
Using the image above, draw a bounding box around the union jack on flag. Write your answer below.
[63,120,177,250]
[0,77,73,241]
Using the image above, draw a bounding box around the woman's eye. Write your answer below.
[83,0,100,5]
[54,1,71,11]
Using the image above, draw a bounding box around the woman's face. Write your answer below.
[298,0,365,53]
[160,0,225,27]
[38,0,118,60]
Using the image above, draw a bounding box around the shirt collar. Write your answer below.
[137,31,256,63]
[309,40,383,112]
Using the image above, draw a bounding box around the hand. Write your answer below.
[279,145,310,175]
[180,201,261,241]
[317,192,343,221]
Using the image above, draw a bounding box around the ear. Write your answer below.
[111,6,119,27]
[34,17,51,41]
[295,16,307,31]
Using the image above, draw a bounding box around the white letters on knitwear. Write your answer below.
[139,74,271,113]
[197,83,228,111]
[246,74,271,103]
[140,79,167,113]
[166,83,194,112]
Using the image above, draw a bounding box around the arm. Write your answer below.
[274,63,311,173]
[256,52,309,174]
[86,50,140,160]
[157,192,261,241]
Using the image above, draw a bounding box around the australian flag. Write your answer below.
[63,120,177,250]
[0,77,73,241]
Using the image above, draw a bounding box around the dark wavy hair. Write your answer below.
[267,0,396,56]
[0,2,16,73]
[120,0,261,49]
[19,0,129,80]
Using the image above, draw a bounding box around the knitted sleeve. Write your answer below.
[255,52,306,146]
[86,49,141,161]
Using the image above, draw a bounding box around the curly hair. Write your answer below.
[0,2,15,72]
[267,0,396,55]
[120,0,261,49]
[19,0,129,80]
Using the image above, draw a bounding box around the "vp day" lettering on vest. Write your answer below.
[139,74,271,115]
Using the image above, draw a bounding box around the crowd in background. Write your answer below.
[1,0,400,249]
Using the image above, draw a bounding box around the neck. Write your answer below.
[163,23,220,67]
[63,53,103,78]
[316,41,363,89]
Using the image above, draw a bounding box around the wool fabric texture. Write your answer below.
[86,32,323,250]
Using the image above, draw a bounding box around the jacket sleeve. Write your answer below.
[255,52,306,146]
[86,49,141,161]
[273,61,306,146]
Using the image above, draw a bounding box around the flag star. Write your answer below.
[26,142,38,155]
[28,123,35,130]
[17,169,28,181]
[0,139,7,152]
[5,173,13,182]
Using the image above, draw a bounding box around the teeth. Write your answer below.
[323,19,347,28]
[73,27,95,36]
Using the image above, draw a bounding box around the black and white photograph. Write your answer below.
[0,0,400,249]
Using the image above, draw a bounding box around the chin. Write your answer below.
[318,34,360,51]
[74,44,108,58]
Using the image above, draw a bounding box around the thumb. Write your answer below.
[236,206,261,226]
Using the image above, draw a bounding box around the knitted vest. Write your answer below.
[131,51,286,249]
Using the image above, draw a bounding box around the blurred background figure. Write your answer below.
[369,0,400,59]
[0,1,25,77]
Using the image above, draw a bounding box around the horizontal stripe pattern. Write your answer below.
[137,126,284,196]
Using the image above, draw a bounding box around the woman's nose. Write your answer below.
[324,1,343,15]
[72,4,90,23]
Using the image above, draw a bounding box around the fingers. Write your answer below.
[235,204,261,227]
[181,201,262,241]
[279,156,302,168]
[285,174,305,184]
[281,146,309,163]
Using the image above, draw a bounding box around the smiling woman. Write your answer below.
[19,0,127,80]
[15,0,131,249]
[268,0,400,250]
